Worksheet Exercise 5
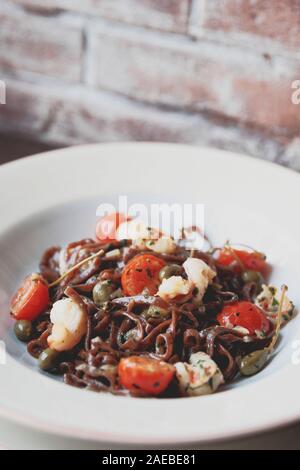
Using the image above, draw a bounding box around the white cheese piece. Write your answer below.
[116,220,158,242]
[183,257,216,302]
[233,326,250,336]
[145,236,177,254]
[175,351,224,396]
[255,284,295,325]
[48,298,87,351]
[116,220,176,254]
[157,275,192,301]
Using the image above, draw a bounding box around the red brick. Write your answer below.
[0,77,211,145]
[14,0,192,33]
[87,25,300,137]
[191,0,300,53]
[0,4,82,81]
[0,77,283,162]
[0,80,55,135]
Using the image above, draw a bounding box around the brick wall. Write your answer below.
[0,0,299,169]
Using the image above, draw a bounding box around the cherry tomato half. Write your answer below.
[95,212,130,241]
[216,248,268,275]
[217,301,270,336]
[118,356,175,395]
[121,254,166,296]
[11,273,49,321]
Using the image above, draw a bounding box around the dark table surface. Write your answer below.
[0,133,55,165]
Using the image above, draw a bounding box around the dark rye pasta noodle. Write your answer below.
[11,223,293,398]
[11,214,294,398]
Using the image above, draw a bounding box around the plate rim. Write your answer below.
[1,141,300,445]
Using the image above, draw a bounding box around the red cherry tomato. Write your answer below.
[216,248,268,274]
[118,356,175,395]
[121,254,166,296]
[217,301,270,336]
[95,212,130,241]
[11,273,49,321]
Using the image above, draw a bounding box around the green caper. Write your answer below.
[14,320,33,342]
[142,305,170,320]
[159,264,182,281]
[93,280,115,305]
[242,270,263,284]
[38,348,60,371]
[239,349,269,376]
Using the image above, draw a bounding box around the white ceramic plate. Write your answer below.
[0,142,300,446]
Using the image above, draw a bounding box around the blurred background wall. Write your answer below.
[0,0,300,169]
